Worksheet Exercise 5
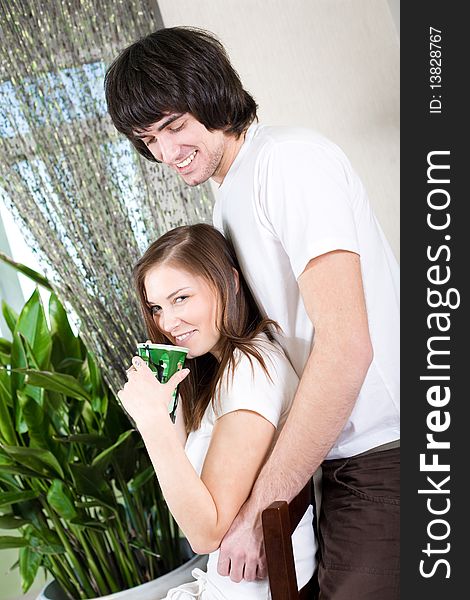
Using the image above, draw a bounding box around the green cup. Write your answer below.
[136,343,189,422]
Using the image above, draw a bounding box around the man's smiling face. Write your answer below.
[135,113,236,186]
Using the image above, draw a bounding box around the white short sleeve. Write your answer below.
[214,341,299,428]
[260,140,361,279]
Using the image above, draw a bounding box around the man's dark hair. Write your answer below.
[105,27,257,162]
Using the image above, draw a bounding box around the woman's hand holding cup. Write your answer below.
[118,356,189,429]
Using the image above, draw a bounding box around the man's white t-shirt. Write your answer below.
[213,123,400,459]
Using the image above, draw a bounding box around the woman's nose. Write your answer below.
[160,311,181,334]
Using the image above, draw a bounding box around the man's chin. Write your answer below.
[179,168,213,187]
[184,179,202,187]
[183,176,209,187]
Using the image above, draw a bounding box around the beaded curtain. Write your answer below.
[0,0,214,392]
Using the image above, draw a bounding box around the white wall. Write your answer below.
[157,0,400,260]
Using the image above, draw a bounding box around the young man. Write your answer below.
[105,27,400,599]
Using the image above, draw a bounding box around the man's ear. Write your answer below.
[232,268,240,294]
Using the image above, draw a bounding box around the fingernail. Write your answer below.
[133,358,141,367]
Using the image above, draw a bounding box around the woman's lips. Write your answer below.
[174,330,196,344]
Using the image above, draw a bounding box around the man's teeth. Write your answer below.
[176,331,194,342]
[176,151,196,168]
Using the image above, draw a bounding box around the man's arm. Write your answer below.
[217,250,373,582]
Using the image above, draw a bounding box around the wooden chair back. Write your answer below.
[261,479,317,599]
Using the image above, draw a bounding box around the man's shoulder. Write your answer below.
[250,124,346,165]
[253,123,337,151]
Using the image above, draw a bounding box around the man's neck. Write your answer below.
[212,129,248,185]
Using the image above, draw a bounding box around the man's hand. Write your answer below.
[217,501,267,582]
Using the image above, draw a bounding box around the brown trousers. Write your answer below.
[317,447,400,599]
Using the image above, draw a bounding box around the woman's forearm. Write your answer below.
[139,414,223,554]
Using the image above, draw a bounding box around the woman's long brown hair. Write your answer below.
[133,224,278,433]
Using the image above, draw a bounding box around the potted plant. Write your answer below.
[0,270,206,599]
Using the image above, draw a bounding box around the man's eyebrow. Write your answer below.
[134,114,184,140]
[157,113,184,131]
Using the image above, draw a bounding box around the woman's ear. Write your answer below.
[232,268,240,294]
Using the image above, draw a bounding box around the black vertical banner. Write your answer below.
[401,3,467,598]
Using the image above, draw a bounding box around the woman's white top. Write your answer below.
[170,335,316,599]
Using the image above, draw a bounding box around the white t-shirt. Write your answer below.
[213,123,400,459]
[184,336,316,599]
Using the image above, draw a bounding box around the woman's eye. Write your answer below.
[170,124,184,133]
[150,305,161,315]
[174,295,188,304]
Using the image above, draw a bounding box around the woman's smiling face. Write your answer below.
[144,263,221,359]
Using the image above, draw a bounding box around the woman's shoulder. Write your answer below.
[224,333,299,399]
[214,333,298,425]
[235,332,295,374]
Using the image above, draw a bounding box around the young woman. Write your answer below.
[118,224,316,599]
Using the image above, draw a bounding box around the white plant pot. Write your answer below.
[36,554,208,600]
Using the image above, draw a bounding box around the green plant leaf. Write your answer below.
[1,300,18,334]
[92,429,134,467]
[69,517,107,531]
[0,373,17,445]
[26,526,65,555]
[112,435,142,482]
[47,480,77,520]
[19,545,42,593]
[24,381,43,402]
[0,535,28,549]
[40,389,69,435]
[10,330,27,400]
[53,433,109,447]
[2,445,64,479]
[18,369,91,402]
[17,390,46,446]
[69,464,115,509]
[0,337,12,355]
[0,490,40,508]
[15,399,28,434]
[0,473,16,486]
[85,352,104,397]
[0,464,50,479]
[15,289,52,369]
[18,334,41,371]
[128,465,155,493]
[85,352,109,418]
[49,293,80,360]
[128,541,160,559]
[0,513,29,529]
[92,391,108,418]
[0,452,18,485]
[0,367,12,403]
[75,500,108,509]
[12,498,44,532]
[56,357,83,370]
[30,543,65,555]
[0,252,53,290]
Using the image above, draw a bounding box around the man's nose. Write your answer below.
[157,135,179,165]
